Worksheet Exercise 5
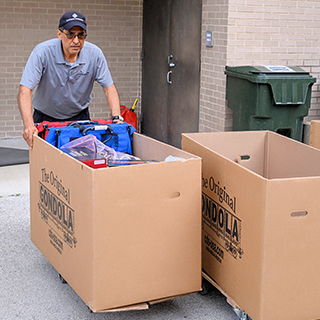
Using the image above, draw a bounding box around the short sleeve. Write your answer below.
[20,48,44,90]
[95,51,114,88]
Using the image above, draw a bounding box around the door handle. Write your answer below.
[167,71,172,84]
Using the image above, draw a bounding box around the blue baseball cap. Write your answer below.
[59,11,87,31]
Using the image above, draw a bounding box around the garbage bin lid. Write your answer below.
[225,65,317,105]
[225,65,310,75]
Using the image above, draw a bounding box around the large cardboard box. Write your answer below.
[182,131,320,320]
[30,133,202,312]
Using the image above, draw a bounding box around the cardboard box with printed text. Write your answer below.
[182,130,320,320]
[29,133,202,312]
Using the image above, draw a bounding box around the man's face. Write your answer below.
[57,26,86,57]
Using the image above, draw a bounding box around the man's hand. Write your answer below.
[23,125,38,150]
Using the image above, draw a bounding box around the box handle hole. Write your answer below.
[167,191,181,199]
[236,155,250,163]
[291,211,308,218]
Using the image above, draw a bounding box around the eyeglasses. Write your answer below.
[59,29,87,40]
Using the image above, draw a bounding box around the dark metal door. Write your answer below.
[141,0,202,148]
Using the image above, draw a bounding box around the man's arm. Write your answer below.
[18,85,38,149]
[103,84,121,118]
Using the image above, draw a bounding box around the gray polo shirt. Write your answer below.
[20,38,113,119]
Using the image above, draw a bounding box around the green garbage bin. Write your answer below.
[225,65,316,141]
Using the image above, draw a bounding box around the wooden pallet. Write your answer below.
[202,271,239,309]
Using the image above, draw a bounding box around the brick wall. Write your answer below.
[200,0,320,133]
[200,0,230,133]
[0,0,142,139]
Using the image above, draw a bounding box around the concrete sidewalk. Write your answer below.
[0,138,238,320]
[0,138,30,197]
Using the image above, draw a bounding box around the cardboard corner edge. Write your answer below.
[309,120,320,149]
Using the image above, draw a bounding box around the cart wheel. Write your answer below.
[199,277,211,295]
[234,308,252,320]
[59,274,67,284]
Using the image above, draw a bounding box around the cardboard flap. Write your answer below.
[309,120,320,150]
[148,293,188,305]
[133,133,199,161]
[182,131,267,176]
[94,293,189,313]
[182,131,320,180]
[95,302,149,313]
[265,131,320,179]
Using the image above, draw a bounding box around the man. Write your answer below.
[18,11,124,149]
